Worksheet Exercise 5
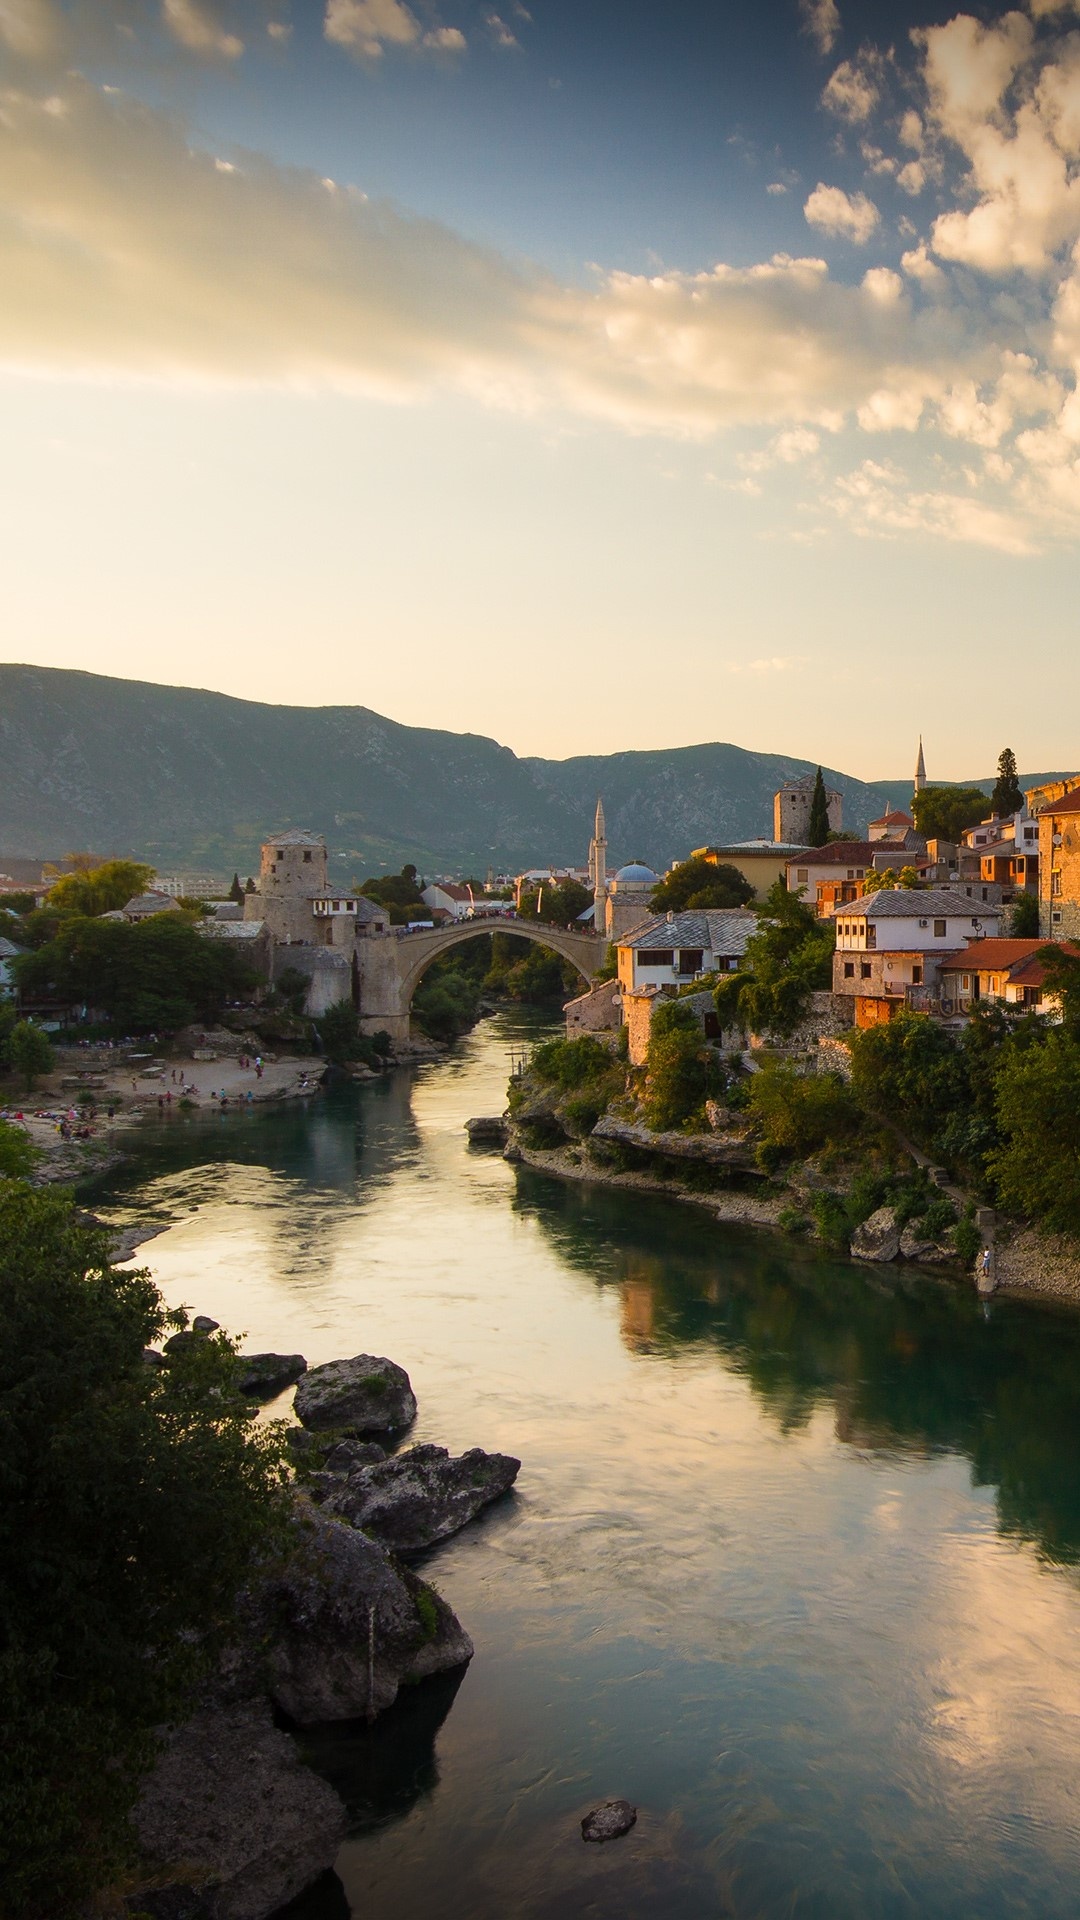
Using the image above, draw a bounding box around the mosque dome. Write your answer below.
[614,862,658,884]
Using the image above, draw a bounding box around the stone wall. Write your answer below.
[565,980,623,1037]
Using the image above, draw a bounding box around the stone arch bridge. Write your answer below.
[354,917,606,1041]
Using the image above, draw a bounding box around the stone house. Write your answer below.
[622,987,722,1067]
[773,773,842,843]
[616,909,757,995]
[121,890,182,922]
[832,889,1003,1027]
[786,841,880,914]
[1033,780,1080,938]
[868,807,915,843]
[564,979,624,1038]
[936,938,1080,1017]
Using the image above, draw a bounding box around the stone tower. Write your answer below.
[589,797,607,929]
[247,829,327,943]
[773,773,842,843]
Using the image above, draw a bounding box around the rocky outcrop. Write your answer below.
[235,1353,308,1398]
[253,1510,473,1724]
[294,1354,417,1435]
[130,1699,346,1920]
[314,1443,520,1554]
[465,1115,508,1145]
[581,1800,637,1843]
[898,1226,954,1266]
[590,1113,760,1171]
[850,1206,901,1263]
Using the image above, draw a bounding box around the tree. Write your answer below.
[12,916,255,1032]
[990,1030,1080,1231]
[897,866,922,889]
[713,881,834,1037]
[649,858,754,914]
[9,1021,53,1090]
[517,878,592,926]
[44,859,155,919]
[0,1119,35,1178]
[316,999,365,1063]
[807,767,830,847]
[644,1000,711,1131]
[912,785,989,842]
[1011,893,1040,937]
[0,1185,289,1914]
[991,747,1024,818]
[229,872,245,906]
[1032,942,1080,1038]
[359,865,426,924]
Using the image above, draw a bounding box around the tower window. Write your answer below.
[303,851,312,863]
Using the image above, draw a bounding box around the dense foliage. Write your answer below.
[747,1062,859,1162]
[0,1184,290,1916]
[911,784,989,841]
[358,864,426,924]
[649,857,754,914]
[517,878,592,926]
[990,1032,1080,1232]
[43,859,155,919]
[7,1021,53,1090]
[12,915,255,1032]
[644,1000,717,1131]
[713,881,834,1037]
[0,1120,36,1178]
[806,767,830,848]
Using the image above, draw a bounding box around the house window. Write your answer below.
[961,974,971,991]
[303,851,312,863]
[1053,911,1063,923]
[865,926,876,949]
[860,962,872,979]
[843,962,854,978]
[1052,872,1062,895]
[934,920,947,937]
[847,869,854,879]
[638,950,674,967]
[912,965,922,985]
[276,851,284,861]
[677,949,704,976]
[797,868,808,882]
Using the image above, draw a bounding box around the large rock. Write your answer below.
[130,1699,346,1920]
[850,1206,901,1263]
[235,1353,308,1398]
[898,1225,954,1266]
[253,1510,473,1724]
[316,1443,520,1554]
[293,1354,417,1435]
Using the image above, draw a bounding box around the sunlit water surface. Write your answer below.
[89,1010,1080,1920]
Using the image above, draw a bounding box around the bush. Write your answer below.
[953,1205,982,1266]
[644,1002,710,1132]
[919,1196,958,1240]
[9,1021,53,1091]
[746,1063,858,1163]
[989,1030,1080,1232]
[0,1119,36,1178]
[531,1035,616,1090]
[0,1186,289,1914]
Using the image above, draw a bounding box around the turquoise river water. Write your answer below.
[88,1009,1080,1920]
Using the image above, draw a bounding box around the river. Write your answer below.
[88,1008,1080,1920]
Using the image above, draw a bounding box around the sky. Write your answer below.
[2,0,1080,778]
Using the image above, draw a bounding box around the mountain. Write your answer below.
[0,664,918,881]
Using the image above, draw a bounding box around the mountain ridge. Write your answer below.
[0,664,1044,881]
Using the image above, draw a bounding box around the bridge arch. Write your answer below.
[395,917,602,1008]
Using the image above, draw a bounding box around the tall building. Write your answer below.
[773,773,842,844]
[589,797,607,927]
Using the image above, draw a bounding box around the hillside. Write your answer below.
[1,664,919,880]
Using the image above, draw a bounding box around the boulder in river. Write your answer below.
[581,1800,637,1843]
[317,1443,521,1554]
[235,1352,308,1398]
[850,1206,901,1263]
[898,1226,953,1265]
[293,1353,417,1435]
[130,1698,347,1920]
[252,1509,473,1724]
[465,1116,508,1146]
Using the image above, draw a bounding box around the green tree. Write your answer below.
[358,865,426,925]
[517,878,592,926]
[714,881,834,1037]
[1032,942,1080,1038]
[316,999,367,1063]
[912,785,990,842]
[991,747,1024,818]
[863,868,898,894]
[747,1062,859,1162]
[229,872,245,906]
[897,866,922,889]
[990,1030,1080,1231]
[644,1000,711,1131]
[0,1119,36,1178]
[44,859,155,919]
[12,916,254,1033]
[649,857,754,914]
[9,1021,53,1091]
[0,1185,289,1915]
[1010,893,1040,937]
[807,767,830,847]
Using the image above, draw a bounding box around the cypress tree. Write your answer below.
[228,871,244,905]
[807,767,830,846]
[991,747,1023,817]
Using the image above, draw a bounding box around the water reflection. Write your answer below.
[514,1172,1080,1566]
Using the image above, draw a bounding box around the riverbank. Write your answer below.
[508,1136,789,1230]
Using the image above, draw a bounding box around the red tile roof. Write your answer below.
[938,938,1080,982]
[1038,788,1080,816]
[869,809,914,827]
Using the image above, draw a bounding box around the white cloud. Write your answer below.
[726,655,808,675]
[161,0,244,59]
[829,458,1035,552]
[766,181,787,196]
[486,13,518,48]
[804,182,880,243]
[801,0,840,56]
[324,0,420,56]
[822,57,879,123]
[0,0,62,57]
[267,20,292,40]
[425,23,465,48]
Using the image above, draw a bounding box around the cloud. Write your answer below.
[801,0,840,56]
[726,655,808,675]
[485,12,518,49]
[829,458,1035,552]
[804,183,880,243]
[267,19,291,40]
[822,57,880,123]
[0,0,63,57]
[161,0,243,59]
[323,0,463,57]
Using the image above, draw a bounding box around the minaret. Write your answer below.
[914,736,926,803]
[590,796,607,931]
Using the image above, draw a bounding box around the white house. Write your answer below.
[421,883,517,922]
[832,888,1004,1028]
[616,908,757,995]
